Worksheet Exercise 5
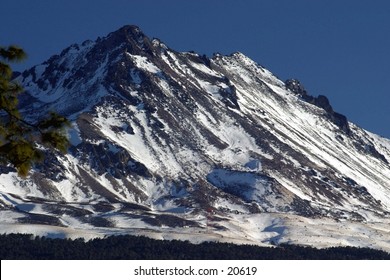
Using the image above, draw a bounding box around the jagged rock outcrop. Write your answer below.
[286,78,350,134]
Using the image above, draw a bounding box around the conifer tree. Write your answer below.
[0,45,69,177]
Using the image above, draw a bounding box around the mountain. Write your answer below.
[1,25,390,251]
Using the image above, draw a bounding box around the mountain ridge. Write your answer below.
[1,25,390,251]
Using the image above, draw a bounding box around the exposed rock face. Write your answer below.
[1,25,390,250]
[286,78,351,134]
[285,78,308,96]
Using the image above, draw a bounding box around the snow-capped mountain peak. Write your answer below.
[2,25,390,251]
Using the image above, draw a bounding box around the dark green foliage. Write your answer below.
[0,233,389,260]
[0,46,69,177]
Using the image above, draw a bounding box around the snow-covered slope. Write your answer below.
[1,25,390,251]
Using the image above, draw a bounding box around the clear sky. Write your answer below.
[1,0,390,138]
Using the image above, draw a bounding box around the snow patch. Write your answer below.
[128,54,161,74]
[207,169,273,202]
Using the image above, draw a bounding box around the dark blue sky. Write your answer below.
[2,0,390,138]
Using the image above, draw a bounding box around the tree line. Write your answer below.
[1,233,389,260]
